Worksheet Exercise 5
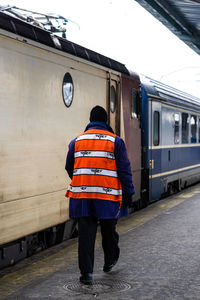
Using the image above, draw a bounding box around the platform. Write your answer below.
[1,184,200,299]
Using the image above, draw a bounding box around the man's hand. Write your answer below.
[122,193,134,208]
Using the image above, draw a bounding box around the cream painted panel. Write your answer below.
[0,34,107,203]
[0,33,107,79]
[0,33,110,243]
[0,191,68,245]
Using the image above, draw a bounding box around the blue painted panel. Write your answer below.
[149,177,163,201]
[151,149,161,174]
[151,146,200,175]
[150,146,200,201]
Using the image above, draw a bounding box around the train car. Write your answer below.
[1,6,200,270]
[0,10,141,268]
[141,76,200,202]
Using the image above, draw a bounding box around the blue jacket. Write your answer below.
[65,122,134,219]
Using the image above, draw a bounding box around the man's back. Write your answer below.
[66,128,122,203]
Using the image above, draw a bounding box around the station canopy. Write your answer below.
[134,0,200,56]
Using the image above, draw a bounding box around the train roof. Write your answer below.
[0,10,130,75]
[141,75,200,112]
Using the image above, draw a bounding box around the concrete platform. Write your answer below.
[1,184,200,299]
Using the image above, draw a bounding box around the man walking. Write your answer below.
[65,105,134,285]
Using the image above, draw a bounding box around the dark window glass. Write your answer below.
[182,113,189,143]
[174,113,180,144]
[110,85,116,113]
[153,111,160,146]
[131,89,139,118]
[62,73,74,107]
[190,115,197,143]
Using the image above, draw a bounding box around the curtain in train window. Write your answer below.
[174,113,180,144]
[190,115,197,143]
[182,113,189,143]
[153,111,160,146]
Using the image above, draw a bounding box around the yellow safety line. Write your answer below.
[0,186,199,299]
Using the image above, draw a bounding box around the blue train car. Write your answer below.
[141,76,200,202]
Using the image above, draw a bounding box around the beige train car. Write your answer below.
[0,11,141,268]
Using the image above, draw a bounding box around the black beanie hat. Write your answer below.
[89,105,108,123]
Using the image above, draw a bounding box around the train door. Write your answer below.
[107,73,121,135]
[149,99,162,201]
[121,74,142,206]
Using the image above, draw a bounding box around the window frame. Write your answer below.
[131,88,140,119]
[181,112,189,144]
[62,72,74,108]
[153,110,160,146]
[190,114,197,143]
[110,85,117,113]
[174,113,180,144]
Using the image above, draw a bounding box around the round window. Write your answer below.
[62,73,74,107]
[110,85,116,113]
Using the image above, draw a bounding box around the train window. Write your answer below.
[182,113,189,143]
[110,85,117,113]
[131,89,140,118]
[174,113,180,144]
[153,111,160,146]
[199,118,200,143]
[190,115,197,143]
[62,73,74,107]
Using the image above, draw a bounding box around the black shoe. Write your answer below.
[103,260,118,273]
[79,273,93,285]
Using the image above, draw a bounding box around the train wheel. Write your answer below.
[44,228,57,248]
[167,183,173,196]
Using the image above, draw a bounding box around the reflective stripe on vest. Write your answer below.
[65,129,122,203]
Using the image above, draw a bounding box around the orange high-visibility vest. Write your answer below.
[65,129,122,204]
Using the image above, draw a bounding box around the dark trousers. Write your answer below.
[78,216,120,274]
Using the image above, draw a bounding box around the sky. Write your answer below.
[1,0,200,97]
